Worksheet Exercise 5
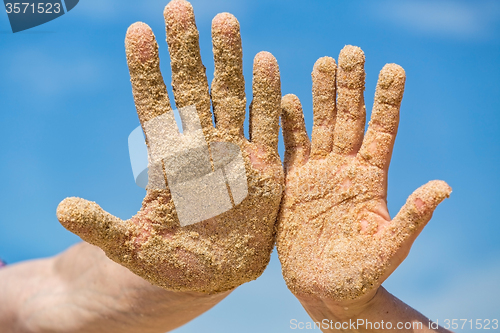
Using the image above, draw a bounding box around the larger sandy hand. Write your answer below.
[277,46,451,302]
[57,0,283,294]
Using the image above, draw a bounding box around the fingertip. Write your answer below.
[282,94,306,134]
[254,51,280,84]
[282,94,301,109]
[57,196,87,220]
[378,63,406,90]
[336,46,365,94]
[165,0,192,15]
[282,94,304,124]
[338,45,365,71]
[212,12,240,33]
[253,52,280,96]
[373,64,406,108]
[126,21,152,38]
[427,179,452,199]
[254,51,278,67]
[57,197,99,233]
[57,197,126,248]
[164,0,194,26]
[410,180,452,217]
[312,56,337,74]
[211,13,241,51]
[381,63,406,78]
[125,22,158,65]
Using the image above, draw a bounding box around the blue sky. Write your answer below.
[1,0,499,331]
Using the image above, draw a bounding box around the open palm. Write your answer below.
[277,46,451,301]
[57,0,283,294]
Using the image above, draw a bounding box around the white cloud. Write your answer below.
[371,0,500,40]
[7,48,107,97]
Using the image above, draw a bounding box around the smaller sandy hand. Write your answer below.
[277,46,451,302]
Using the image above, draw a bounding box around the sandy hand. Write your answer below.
[276,46,451,302]
[56,0,283,294]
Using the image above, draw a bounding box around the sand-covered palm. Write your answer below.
[277,46,451,301]
[57,0,283,294]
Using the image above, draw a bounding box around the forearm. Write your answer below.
[0,257,54,331]
[0,242,231,333]
[297,287,452,333]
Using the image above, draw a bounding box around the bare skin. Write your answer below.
[57,0,283,295]
[0,243,229,333]
[277,48,452,332]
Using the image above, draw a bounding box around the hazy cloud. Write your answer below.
[7,48,106,97]
[408,257,500,320]
[371,0,500,40]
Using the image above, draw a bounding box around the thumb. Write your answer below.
[57,197,128,252]
[388,180,452,245]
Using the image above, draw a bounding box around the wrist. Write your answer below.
[295,286,381,322]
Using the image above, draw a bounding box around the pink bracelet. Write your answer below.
[0,259,6,268]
